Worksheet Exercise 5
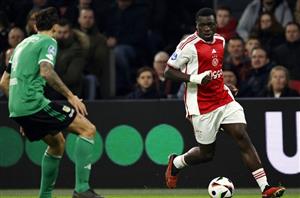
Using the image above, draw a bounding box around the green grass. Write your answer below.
[0,189,299,198]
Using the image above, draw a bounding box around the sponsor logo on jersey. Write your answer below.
[170,52,178,60]
[62,105,71,113]
[47,45,56,56]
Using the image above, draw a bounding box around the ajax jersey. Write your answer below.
[167,33,233,116]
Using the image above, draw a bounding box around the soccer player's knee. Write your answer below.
[84,123,96,138]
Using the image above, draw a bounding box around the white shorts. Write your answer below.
[191,101,247,144]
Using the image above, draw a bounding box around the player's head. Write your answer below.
[195,8,216,42]
[35,7,59,35]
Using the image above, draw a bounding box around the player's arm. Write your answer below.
[0,63,12,97]
[40,62,88,115]
[165,47,211,85]
[164,66,212,85]
[0,71,10,97]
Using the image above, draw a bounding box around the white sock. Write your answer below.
[173,154,188,169]
[252,168,269,192]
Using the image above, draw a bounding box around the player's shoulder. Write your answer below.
[177,33,198,50]
[214,34,225,43]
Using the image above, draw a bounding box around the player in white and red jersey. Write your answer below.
[164,8,285,198]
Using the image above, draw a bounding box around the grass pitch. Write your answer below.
[0,189,299,198]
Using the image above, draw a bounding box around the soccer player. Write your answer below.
[0,8,103,198]
[164,8,285,198]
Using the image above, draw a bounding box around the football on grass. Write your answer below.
[208,176,235,198]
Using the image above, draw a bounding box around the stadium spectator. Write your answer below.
[295,0,300,24]
[2,27,25,72]
[223,69,238,87]
[25,9,38,36]
[239,47,274,97]
[78,8,110,99]
[127,66,161,99]
[0,11,9,54]
[237,0,293,41]
[273,22,300,81]
[224,37,252,84]
[261,65,299,97]
[103,0,148,95]
[245,36,261,58]
[153,51,179,98]
[45,19,89,100]
[215,5,237,41]
[250,12,284,53]
[63,0,96,27]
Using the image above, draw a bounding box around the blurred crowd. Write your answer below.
[0,0,300,100]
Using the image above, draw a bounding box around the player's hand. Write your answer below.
[189,70,212,85]
[20,126,25,136]
[68,95,88,116]
[227,84,239,96]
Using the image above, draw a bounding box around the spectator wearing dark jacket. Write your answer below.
[260,65,299,97]
[127,66,161,99]
[273,22,300,80]
[104,0,148,95]
[239,47,274,97]
[46,19,89,100]
[216,6,237,41]
[237,0,293,41]
[250,12,285,53]
[78,8,110,98]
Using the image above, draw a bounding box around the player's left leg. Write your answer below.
[221,123,285,197]
[39,132,65,198]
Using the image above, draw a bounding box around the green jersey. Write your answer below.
[8,34,57,117]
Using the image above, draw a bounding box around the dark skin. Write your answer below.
[166,15,262,173]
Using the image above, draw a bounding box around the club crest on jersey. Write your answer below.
[212,58,218,66]
[171,52,178,60]
[48,45,56,55]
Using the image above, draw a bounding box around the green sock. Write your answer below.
[74,136,94,193]
[39,152,61,198]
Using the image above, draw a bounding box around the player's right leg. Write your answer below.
[67,113,104,198]
[166,114,219,188]
[165,143,215,188]
[39,133,65,198]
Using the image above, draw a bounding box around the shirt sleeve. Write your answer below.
[38,38,57,66]
[167,45,190,70]
[6,51,14,74]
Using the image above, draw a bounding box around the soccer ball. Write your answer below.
[208,176,235,198]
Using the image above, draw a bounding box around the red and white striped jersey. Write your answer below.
[167,32,234,116]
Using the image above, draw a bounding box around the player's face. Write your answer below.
[137,71,154,89]
[196,15,216,42]
[271,70,287,91]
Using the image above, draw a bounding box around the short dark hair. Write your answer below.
[285,21,300,32]
[57,18,72,27]
[216,5,231,15]
[195,8,216,21]
[35,7,59,31]
[228,36,245,45]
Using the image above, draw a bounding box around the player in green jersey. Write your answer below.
[0,7,103,198]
